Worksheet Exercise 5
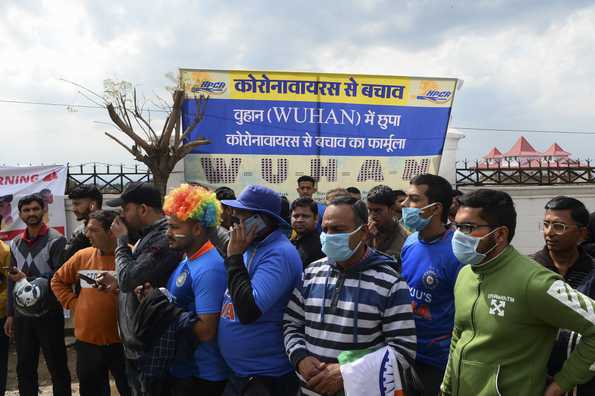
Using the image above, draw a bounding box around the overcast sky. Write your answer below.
[2,0,595,167]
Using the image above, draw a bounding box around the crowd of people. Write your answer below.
[0,173,594,396]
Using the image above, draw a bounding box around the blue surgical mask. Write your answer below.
[401,203,438,232]
[320,226,363,262]
[452,229,499,266]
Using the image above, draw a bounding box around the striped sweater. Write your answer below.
[283,249,416,395]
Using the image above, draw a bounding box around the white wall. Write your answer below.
[439,128,465,185]
[459,185,595,254]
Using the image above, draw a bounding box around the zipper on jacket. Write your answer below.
[455,274,482,396]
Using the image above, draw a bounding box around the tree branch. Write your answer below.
[160,89,184,147]
[173,138,210,163]
[106,103,151,152]
[133,89,159,142]
[105,132,144,162]
[176,95,208,148]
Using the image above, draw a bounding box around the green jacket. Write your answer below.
[441,246,595,396]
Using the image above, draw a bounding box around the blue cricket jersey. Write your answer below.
[400,229,463,368]
[166,242,228,381]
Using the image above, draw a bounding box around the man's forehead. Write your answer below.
[324,204,356,223]
[455,206,484,223]
[298,181,314,187]
[544,208,574,222]
[407,184,428,197]
[293,206,313,215]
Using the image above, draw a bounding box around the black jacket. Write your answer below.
[291,231,324,269]
[115,218,182,359]
[532,246,595,395]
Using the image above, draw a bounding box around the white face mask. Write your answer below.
[451,228,500,265]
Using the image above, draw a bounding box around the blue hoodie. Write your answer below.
[218,229,302,377]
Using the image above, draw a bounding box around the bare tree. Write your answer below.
[66,78,209,195]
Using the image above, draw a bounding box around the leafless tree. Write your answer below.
[65,78,209,195]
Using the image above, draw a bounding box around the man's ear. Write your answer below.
[496,226,509,245]
[578,227,589,245]
[296,187,301,195]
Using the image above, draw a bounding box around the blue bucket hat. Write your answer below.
[221,184,289,228]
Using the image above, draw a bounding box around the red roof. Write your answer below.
[504,136,541,157]
[542,143,571,157]
[483,147,503,159]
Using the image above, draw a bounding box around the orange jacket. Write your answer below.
[51,247,120,345]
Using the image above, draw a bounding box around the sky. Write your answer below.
[2,0,595,166]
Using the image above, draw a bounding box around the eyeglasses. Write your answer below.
[453,222,498,235]
[540,221,581,235]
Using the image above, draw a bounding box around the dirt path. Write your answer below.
[5,338,120,395]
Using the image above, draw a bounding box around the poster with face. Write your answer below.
[0,166,67,241]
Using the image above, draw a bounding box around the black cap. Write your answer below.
[106,182,162,208]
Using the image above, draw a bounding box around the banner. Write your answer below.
[0,165,67,241]
[181,69,458,199]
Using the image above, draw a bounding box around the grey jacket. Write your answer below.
[115,217,181,359]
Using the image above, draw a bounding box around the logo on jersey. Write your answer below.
[489,299,506,316]
[176,270,188,288]
[422,269,439,290]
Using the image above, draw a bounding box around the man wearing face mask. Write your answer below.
[217,184,303,395]
[283,196,417,396]
[399,174,463,396]
[441,189,595,396]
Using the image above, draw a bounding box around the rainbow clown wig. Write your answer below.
[163,184,222,228]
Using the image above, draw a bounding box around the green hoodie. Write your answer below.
[441,246,595,396]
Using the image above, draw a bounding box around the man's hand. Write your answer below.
[227,222,257,257]
[110,216,128,239]
[134,282,154,302]
[298,356,326,381]
[368,220,379,237]
[3,316,13,338]
[307,363,343,395]
[95,272,118,293]
[544,382,565,396]
[8,270,25,283]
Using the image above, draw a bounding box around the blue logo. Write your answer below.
[192,81,227,94]
[422,269,440,290]
[416,89,451,102]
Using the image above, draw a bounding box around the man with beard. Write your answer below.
[4,194,71,396]
[104,182,181,395]
[162,184,228,395]
[64,185,102,260]
[366,185,408,266]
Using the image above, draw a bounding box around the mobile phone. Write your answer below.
[79,273,99,286]
[243,214,267,234]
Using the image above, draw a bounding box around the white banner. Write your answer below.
[0,165,67,241]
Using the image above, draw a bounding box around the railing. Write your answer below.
[456,159,595,186]
[67,163,152,194]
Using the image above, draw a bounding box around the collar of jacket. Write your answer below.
[250,228,284,250]
[534,245,594,274]
[471,245,515,275]
[139,217,168,238]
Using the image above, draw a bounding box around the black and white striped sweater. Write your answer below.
[283,250,416,395]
